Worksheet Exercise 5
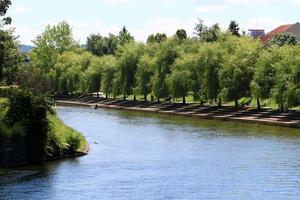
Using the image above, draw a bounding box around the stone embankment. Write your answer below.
[55,96,300,128]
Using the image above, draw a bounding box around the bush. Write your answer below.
[6,89,50,164]
[0,121,11,143]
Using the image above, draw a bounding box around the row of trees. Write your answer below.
[13,20,300,112]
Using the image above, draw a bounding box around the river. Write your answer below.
[1,106,300,200]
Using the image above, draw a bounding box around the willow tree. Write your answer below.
[251,47,280,109]
[197,43,223,105]
[117,42,144,100]
[152,39,179,102]
[135,54,154,101]
[219,36,263,108]
[272,46,300,111]
[100,55,117,98]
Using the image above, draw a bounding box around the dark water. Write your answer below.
[1,106,300,200]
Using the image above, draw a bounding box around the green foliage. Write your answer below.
[87,33,118,56]
[48,114,87,155]
[0,0,11,26]
[135,54,154,100]
[0,29,21,84]
[176,29,187,40]
[118,26,134,46]
[6,89,50,163]
[31,21,78,71]
[194,19,220,42]
[117,42,144,98]
[271,46,300,111]
[228,20,240,36]
[16,20,300,112]
[147,33,167,43]
[219,36,263,106]
[269,33,297,46]
[0,121,11,143]
[167,69,194,104]
[152,39,179,100]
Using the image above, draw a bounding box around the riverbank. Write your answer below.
[55,96,300,128]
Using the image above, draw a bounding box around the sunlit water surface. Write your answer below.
[1,106,300,200]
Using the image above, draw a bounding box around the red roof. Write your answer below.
[261,24,294,44]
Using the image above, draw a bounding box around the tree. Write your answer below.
[147,33,167,43]
[200,43,223,105]
[167,65,194,104]
[271,46,300,111]
[117,42,143,100]
[194,19,220,42]
[0,1,20,84]
[135,54,154,101]
[0,29,21,84]
[251,47,279,109]
[31,21,78,71]
[101,56,117,98]
[0,0,11,26]
[228,20,240,36]
[152,39,179,101]
[176,29,187,40]
[118,26,134,46]
[219,36,262,108]
[269,33,297,46]
[86,33,118,56]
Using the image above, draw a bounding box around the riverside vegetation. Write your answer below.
[0,0,87,169]
[18,21,299,112]
[0,0,299,170]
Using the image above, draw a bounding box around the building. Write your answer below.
[261,22,300,44]
[248,29,265,39]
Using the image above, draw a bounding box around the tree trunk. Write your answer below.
[123,94,126,101]
[106,94,108,99]
[200,101,204,106]
[157,98,160,103]
[280,102,284,112]
[97,91,99,98]
[218,101,221,107]
[257,98,261,110]
[183,96,186,104]
[144,94,147,102]
[134,94,136,102]
[235,99,239,108]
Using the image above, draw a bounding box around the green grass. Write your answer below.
[99,94,300,111]
[48,114,88,155]
[0,168,9,176]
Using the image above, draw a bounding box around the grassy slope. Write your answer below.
[48,114,88,155]
[0,168,9,176]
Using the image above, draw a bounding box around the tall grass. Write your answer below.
[48,114,87,156]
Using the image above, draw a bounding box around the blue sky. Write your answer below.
[6,0,300,44]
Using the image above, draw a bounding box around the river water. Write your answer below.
[1,106,300,200]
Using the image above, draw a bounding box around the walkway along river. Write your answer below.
[1,106,300,199]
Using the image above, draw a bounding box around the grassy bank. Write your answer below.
[0,168,9,176]
[47,114,88,157]
[1,87,88,167]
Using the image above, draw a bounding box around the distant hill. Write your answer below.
[19,45,35,53]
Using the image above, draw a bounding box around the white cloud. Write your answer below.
[196,5,225,13]
[13,4,31,15]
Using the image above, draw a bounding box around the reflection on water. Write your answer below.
[1,106,300,200]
